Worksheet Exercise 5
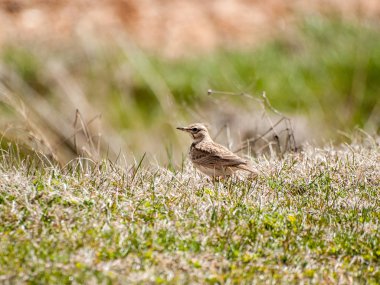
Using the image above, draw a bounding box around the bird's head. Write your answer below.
[176,123,211,142]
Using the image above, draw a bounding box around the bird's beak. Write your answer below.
[176,127,188,132]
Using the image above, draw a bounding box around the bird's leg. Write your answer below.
[212,176,221,183]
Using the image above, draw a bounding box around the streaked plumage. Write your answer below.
[177,123,258,178]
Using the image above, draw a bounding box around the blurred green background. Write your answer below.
[0,9,379,164]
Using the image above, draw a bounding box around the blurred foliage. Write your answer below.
[152,18,380,133]
[0,17,379,163]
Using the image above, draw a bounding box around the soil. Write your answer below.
[1,0,379,57]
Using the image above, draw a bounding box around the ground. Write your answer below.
[1,0,380,56]
[0,135,379,284]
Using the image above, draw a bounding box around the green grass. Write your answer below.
[1,18,380,283]
[1,17,380,135]
[0,135,379,284]
[152,18,380,132]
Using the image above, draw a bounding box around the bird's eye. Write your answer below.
[192,128,198,132]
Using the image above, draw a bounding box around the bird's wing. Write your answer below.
[191,142,247,167]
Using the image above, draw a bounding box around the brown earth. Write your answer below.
[0,0,379,56]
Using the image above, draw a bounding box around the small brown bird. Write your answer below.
[177,123,258,179]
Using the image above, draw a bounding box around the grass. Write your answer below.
[0,16,380,283]
[0,17,380,166]
[152,18,380,133]
[0,134,379,284]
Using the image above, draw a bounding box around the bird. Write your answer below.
[177,123,258,179]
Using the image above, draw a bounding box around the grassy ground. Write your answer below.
[0,134,379,284]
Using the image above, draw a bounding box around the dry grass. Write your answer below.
[0,13,380,284]
[1,17,380,166]
[0,133,379,284]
